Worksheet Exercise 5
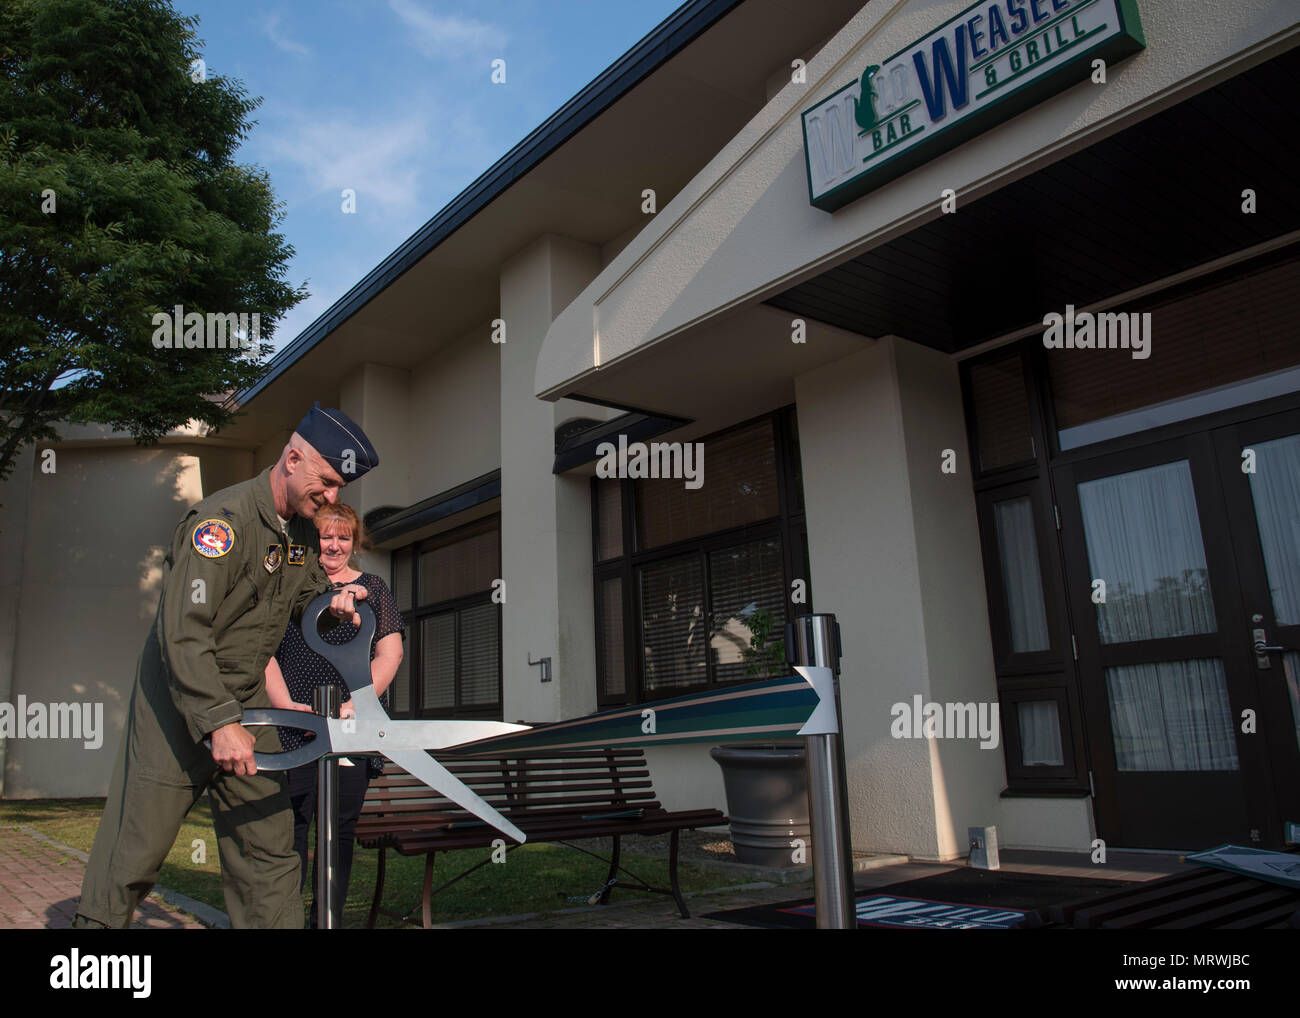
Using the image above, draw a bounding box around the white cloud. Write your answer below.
[259,12,311,56]
[263,112,431,216]
[387,0,507,58]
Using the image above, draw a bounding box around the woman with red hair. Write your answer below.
[265,502,404,927]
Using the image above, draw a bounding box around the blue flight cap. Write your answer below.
[295,402,380,479]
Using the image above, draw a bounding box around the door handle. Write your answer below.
[1251,627,1284,668]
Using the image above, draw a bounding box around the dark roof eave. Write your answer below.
[553,409,692,474]
[228,0,748,413]
[368,470,502,545]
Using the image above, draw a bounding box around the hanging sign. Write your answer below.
[802,0,1145,211]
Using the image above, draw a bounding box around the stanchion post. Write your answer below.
[313,685,341,929]
[787,613,855,929]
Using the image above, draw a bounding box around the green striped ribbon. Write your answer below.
[448,675,820,756]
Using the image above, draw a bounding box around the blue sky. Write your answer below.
[177,0,686,351]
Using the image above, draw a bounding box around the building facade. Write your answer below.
[3,0,1297,859]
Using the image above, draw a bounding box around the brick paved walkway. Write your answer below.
[0,825,207,929]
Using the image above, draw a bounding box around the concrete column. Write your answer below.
[499,235,601,723]
[794,336,1005,860]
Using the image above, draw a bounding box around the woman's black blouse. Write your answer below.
[274,571,405,775]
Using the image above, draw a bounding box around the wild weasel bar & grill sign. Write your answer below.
[802,0,1145,211]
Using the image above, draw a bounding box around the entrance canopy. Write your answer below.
[769,47,1300,354]
[536,3,1300,416]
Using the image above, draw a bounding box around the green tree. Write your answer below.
[0,0,306,483]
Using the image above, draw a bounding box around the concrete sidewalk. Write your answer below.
[0,825,210,929]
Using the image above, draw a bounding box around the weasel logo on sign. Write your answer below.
[264,544,283,574]
[192,519,234,559]
[287,544,306,566]
[800,0,1145,211]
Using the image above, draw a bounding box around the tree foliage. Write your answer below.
[0,0,306,482]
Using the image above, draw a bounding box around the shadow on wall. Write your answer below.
[135,452,201,615]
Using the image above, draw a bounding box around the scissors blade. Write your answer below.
[328,718,530,754]
[348,682,386,720]
[384,749,527,844]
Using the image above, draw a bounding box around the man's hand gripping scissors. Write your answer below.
[222,592,529,844]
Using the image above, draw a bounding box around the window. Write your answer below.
[965,351,1084,794]
[389,516,502,719]
[593,410,808,705]
[1049,256,1300,451]
[969,352,1035,471]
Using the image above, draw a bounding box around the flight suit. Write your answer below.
[77,467,332,928]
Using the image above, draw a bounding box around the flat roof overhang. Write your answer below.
[768,45,1300,356]
[538,42,1300,421]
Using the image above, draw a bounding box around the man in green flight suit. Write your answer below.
[74,404,380,929]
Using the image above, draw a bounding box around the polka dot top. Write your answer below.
[274,572,405,775]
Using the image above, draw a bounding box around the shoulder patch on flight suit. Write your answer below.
[287,545,306,566]
[193,519,235,559]
[264,544,283,573]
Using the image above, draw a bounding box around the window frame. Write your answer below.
[592,408,809,707]
[957,251,1300,795]
[962,341,1089,796]
[389,514,503,720]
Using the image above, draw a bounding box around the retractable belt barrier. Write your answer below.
[228,593,850,929]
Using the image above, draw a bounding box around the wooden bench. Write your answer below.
[354,747,728,928]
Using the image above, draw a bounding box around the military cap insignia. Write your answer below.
[287,544,307,566]
[192,519,235,559]
[264,544,283,573]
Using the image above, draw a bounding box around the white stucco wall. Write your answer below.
[0,445,36,798]
[409,331,502,502]
[339,363,412,517]
[3,442,252,798]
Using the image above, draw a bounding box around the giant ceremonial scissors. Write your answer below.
[228,592,530,844]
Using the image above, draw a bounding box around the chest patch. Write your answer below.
[192,519,235,559]
[264,544,283,573]
[287,544,306,566]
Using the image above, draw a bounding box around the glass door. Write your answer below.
[1054,435,1267,849]
[1213,410,1300,845]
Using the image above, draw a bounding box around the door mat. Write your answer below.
[704,868,1134,929]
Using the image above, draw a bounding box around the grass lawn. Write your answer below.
[1,799,735,928]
